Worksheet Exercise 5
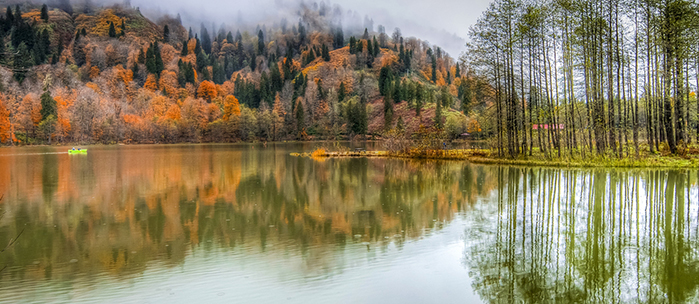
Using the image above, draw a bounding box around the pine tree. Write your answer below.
[163,25,170,42]
[41,4,49,21]
[181,39,188,56]
[154,42,163,74]
[383,94,393,131]
[321,44,330,61]
[338,82,346,102]
[434,94,443,129]
[40,90,57,121]
[431,54,437,83]
[200,24,211,54]
[257,29,265,56]
[295,99,305,135]
[194,37,202,55]
[108,22,117,38]
[372,36,379,57]
[13,43,31,83]
[212,59,225,84]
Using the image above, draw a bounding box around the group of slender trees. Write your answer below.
[468,0,699,158]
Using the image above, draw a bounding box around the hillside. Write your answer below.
[0,2,489,145]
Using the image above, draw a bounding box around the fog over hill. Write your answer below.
[124,0,488,57]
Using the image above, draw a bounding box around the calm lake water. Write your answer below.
[0,143,697,303]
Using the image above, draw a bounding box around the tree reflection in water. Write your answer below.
[464,168,699,303]
[0,144,496,284]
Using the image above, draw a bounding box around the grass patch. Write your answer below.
[293,148,699,168]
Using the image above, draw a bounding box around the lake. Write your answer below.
[0,143,697,303]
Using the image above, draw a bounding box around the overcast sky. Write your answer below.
[128,0,491,58]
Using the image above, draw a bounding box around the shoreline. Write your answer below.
[293,149,699,169]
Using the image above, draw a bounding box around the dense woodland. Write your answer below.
[0,1,485,145]
[468,0,699,158]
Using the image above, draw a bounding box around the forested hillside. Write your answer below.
[0,1,486,145]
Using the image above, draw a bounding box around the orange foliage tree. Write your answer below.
[159,70,179,97]
[222,95,241,121]
[54,92,75,141]
[0,95,10,144]
[16,94,41,136]
[144,74,158,91]
[197,80,217,102]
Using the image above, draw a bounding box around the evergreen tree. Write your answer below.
[338,82,346,102]
[367,39,373,57]
[372,36,379,57]
[295,99,305,135]
[378,66,393,96]
[362,28,369,40]
[415,83,423,117]
[321,44,330,61]
[196,49,208,72]
[333,27,344,49]
[108,22,117,38]
[40,90,57,121]
[250,56,257,71]
[13,43,31,83]
[200,24,212,54]
[434,94,443,129]
[163,25,170,42]
[194,37,202,55]
[212,59,225,84]
[349,36,356,54]
[120,19,126,36]
[257,29,265,56]
[181,39,188,56]
[270,63,282,92]
[145,43,155,74]
[41,4,49,21]
[226,31,234,43]
[316,79,326,100]
[383,93,393,131]
[431,54,437,83]
[393,80,401,104]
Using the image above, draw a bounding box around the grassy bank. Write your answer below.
[293,148,699,169]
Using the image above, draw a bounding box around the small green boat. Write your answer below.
[68,148,88,154]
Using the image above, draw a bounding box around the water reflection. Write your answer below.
[2,145,699,303]
[0,144,494,288]
[465,168,699,303]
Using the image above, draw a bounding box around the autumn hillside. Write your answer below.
[0,2,491,145]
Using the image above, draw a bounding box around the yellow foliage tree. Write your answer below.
[92,10,125,36]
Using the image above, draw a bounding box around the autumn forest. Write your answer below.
[0,1,481,146]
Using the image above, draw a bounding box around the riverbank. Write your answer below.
[294,148,699,169]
